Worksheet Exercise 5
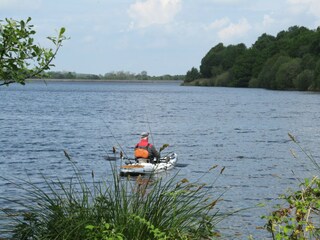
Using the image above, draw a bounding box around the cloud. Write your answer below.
[204,0,244,4]
[128,0,182,29]
[0,0,41,10]
[262,14,275,27]
[205,17,230,30]
[218,18,252,42]
[287,0,320,18]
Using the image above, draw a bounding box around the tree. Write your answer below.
[310,59,320,90]
[220,43,247,70]
[275,58,301,90]
[188,25,320,91]
[231,49,255,87]
[309,28,320,57]
[185,67,201,82]
[257,54,291,89]
[0,17,67,86]
[199,43,247,79]
[200,43,225,78]
[251,33,277,77]
[301,53,316,70]
[293,69,314,91]
[136,70,148,80]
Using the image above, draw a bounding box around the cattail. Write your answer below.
[64,150,71,161]
[209,164,218,171]
[288,133,296,142]
[181,178,189,183]
[290,149,297,158]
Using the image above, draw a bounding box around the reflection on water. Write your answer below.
[1,81,320,238]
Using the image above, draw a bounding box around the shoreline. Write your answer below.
[27,79,183,84]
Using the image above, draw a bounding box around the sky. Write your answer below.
[1,0,320,76]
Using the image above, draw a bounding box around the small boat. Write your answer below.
[120,153,178,176]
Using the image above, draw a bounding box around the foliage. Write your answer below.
[311,59,320,90]
[263,133,320,239]
[274,58,301,90]
[186,25,320,91]
[45,70,185,81]
[1,152,226,239]
[294,70,314,91]
[185,67,201,82]
[200,43,224,78]
[103,71,185,81]
[230,49,256,87]
[263,177,320,239]
[199,43,246,79]
[0,17,67,86]
[85,222,124,240]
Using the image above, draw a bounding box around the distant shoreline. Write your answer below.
[27,79,183,84]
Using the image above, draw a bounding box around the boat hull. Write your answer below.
[120,153,177,176]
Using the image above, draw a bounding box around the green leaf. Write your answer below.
[0,17,67,86]
[85,225,95,230]
[60,27,66,35]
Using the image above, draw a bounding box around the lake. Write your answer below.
[1,81,319,239]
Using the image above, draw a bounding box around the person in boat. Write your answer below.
[134,132,160,164]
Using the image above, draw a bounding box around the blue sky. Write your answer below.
[1,0,320,76]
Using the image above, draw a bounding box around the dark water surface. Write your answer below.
[1,81,320,238]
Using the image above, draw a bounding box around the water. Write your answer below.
[1,81,320,239]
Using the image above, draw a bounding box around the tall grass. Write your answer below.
[1,151,226,239]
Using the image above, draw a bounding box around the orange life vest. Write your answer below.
[134,147,149,159]
[135,139,151,159]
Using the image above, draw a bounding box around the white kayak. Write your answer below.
[120,153,178,176]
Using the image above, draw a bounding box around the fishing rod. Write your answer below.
[144,110,170,155]
[145,109,155,145]
[101,118,129,159]
[146,110,169,154]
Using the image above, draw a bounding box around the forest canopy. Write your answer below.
[184,26,320,91]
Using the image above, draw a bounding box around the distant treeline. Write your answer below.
[184,25,320,91]
[44,70,185,81]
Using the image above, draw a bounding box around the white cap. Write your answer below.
[140,132,149,138]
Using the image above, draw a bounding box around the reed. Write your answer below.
[1,152,226,239]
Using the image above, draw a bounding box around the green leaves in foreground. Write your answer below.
[263,176,320,240]
[0,17,67,86]
[263,133,320,239]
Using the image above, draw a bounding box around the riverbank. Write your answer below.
[27,79,183,84]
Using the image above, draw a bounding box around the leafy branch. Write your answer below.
[0,17,67,86]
